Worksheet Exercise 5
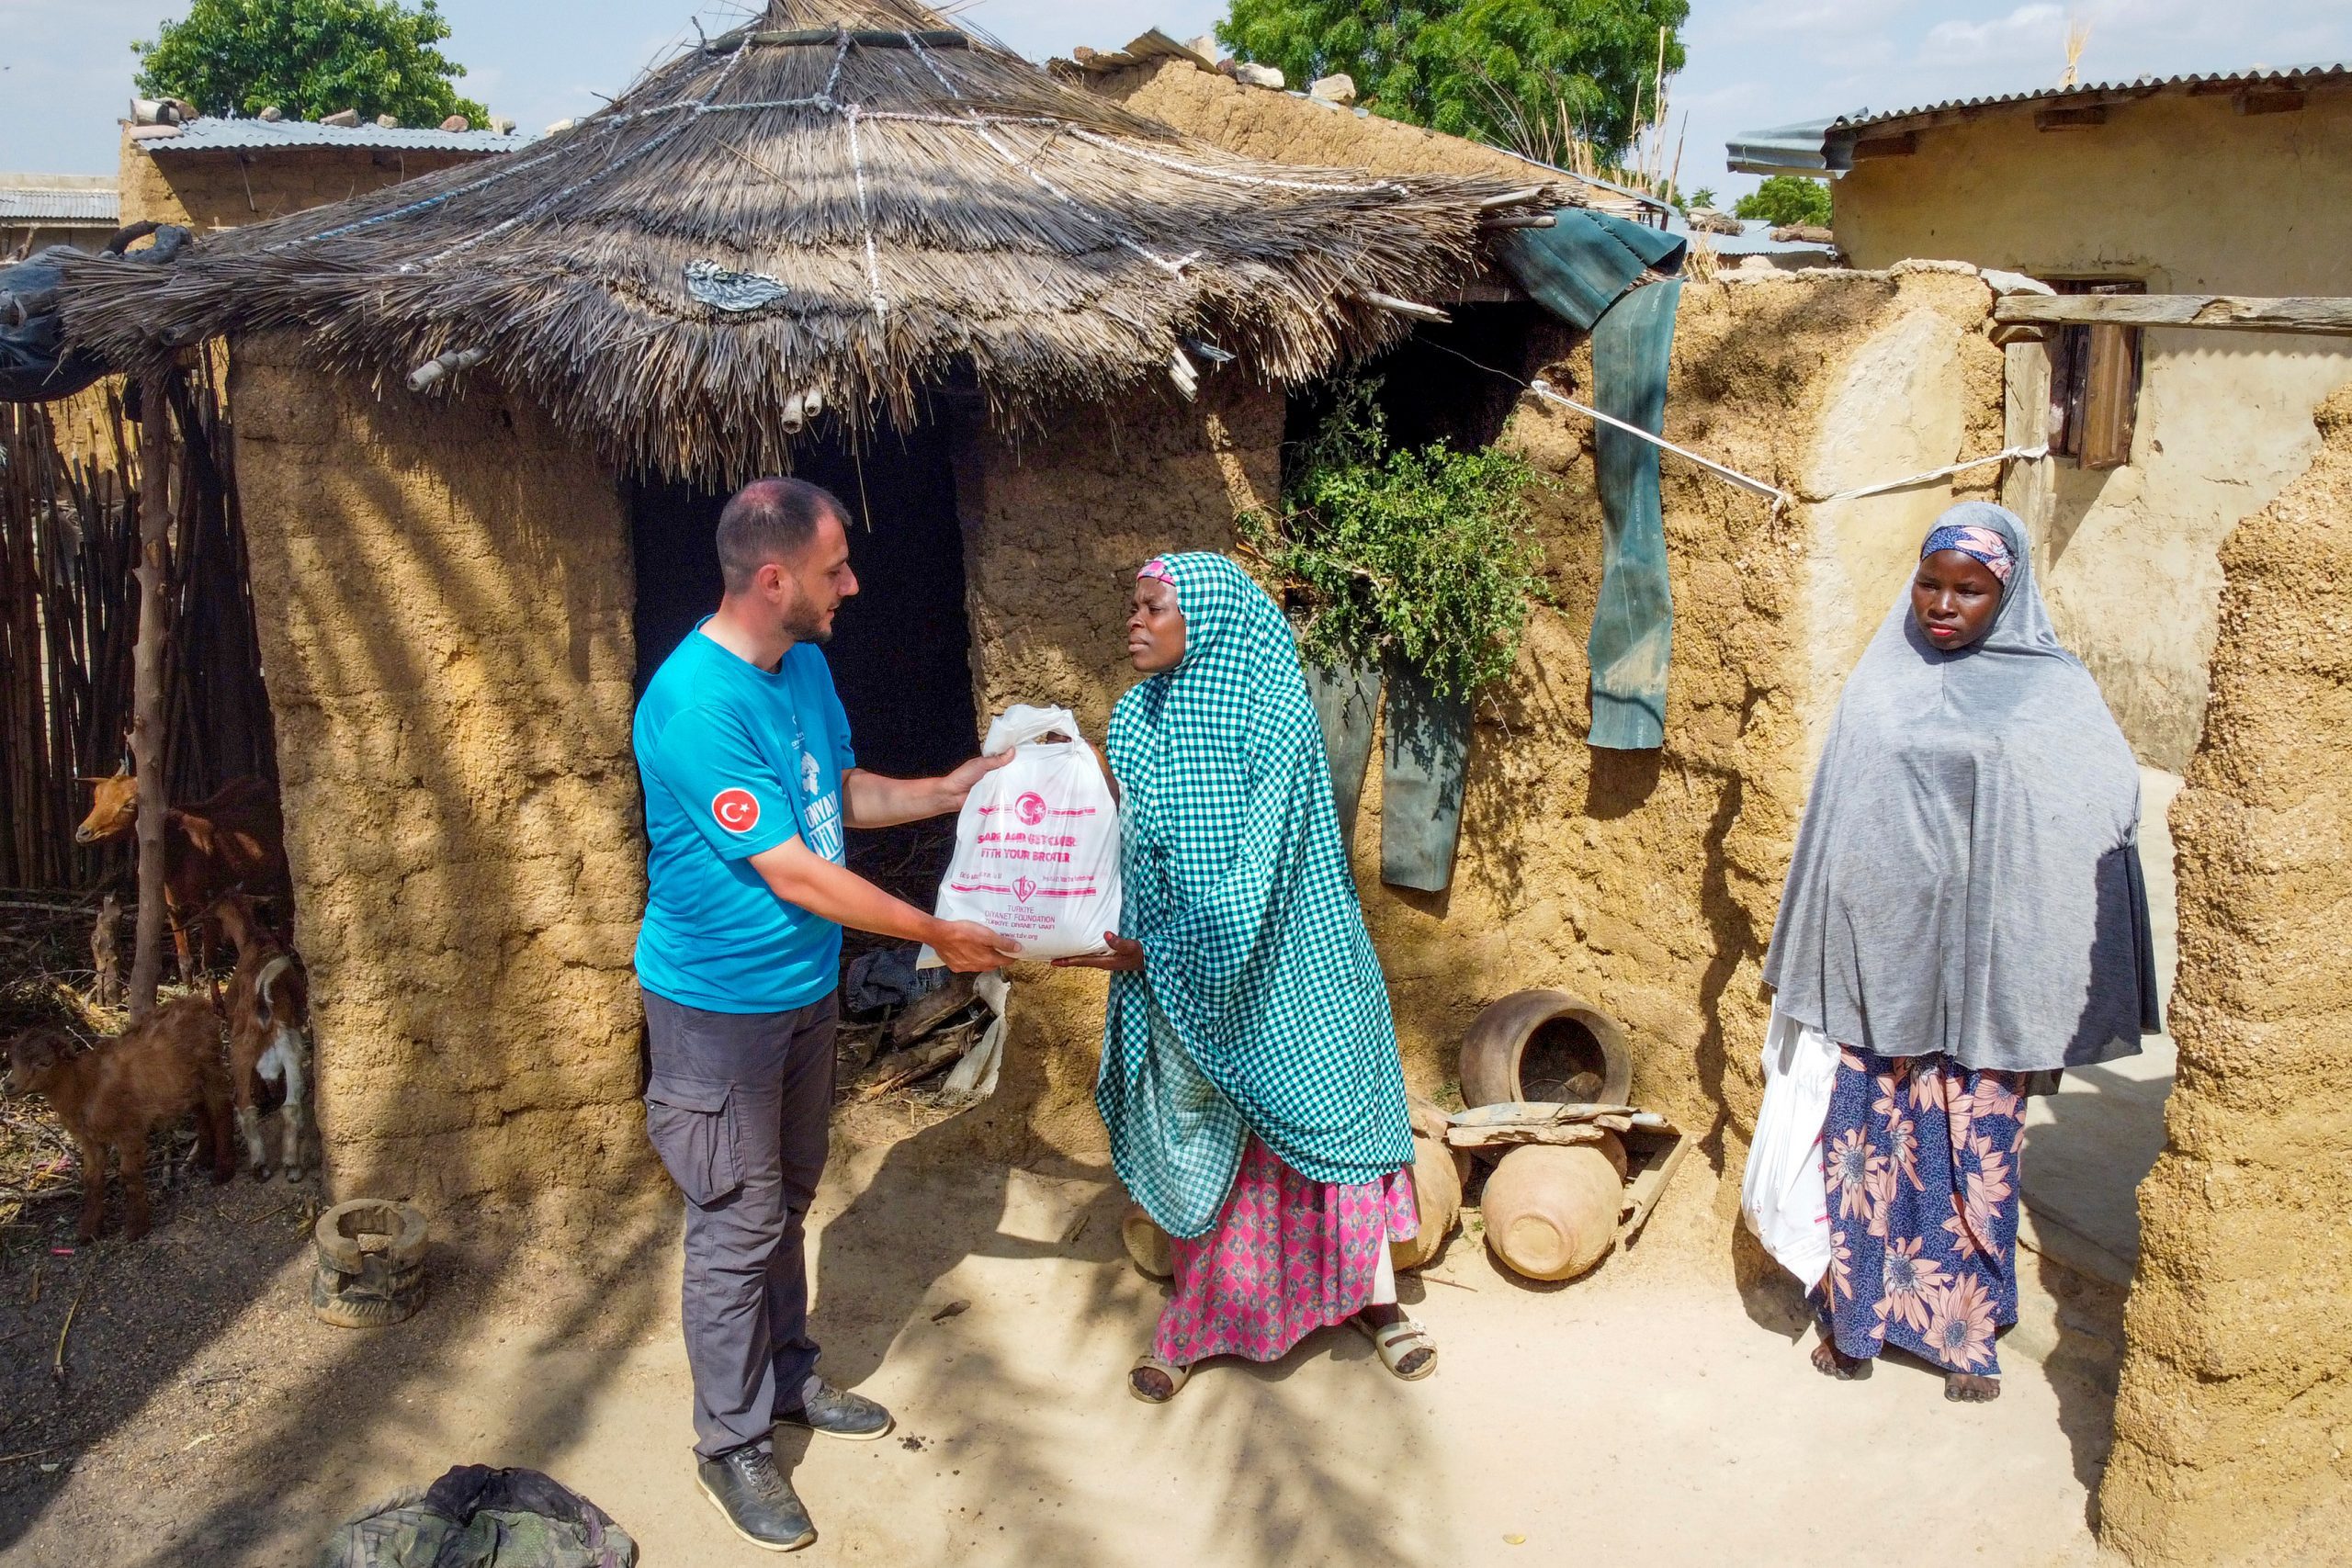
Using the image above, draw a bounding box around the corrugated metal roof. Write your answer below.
[0,187,120,223]
[1827,62,2349,141]
[1729,63,2349,175]
[1725,119,1837,177]
[143,118,533,155]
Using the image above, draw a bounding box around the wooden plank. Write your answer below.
[1448,1101,1637,1128]
[2079,322,2138,469]
[2035,106,2108,130]
[1444,1123,1607,1152]
[1993,294,2352,336]
[1619,1132,1691,1243]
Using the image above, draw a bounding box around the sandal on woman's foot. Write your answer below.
[1945,1371,2001,1403]
[1128,1354,1189,1404]
[1352,1314,1438,1381]
[1811,1337,1872,1381]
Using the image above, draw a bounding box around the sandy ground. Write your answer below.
[2,1108,2128,1568]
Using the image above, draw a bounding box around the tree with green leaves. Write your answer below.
[1735,175,1833,228]
[1218,0,1688,159]
[133,0,487,126]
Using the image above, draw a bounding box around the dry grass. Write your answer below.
[62,0,1553,485]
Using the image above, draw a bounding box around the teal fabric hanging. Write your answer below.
[1490,209,1685,333]
[1378,655,1471,892]
[1494,209,1686,750]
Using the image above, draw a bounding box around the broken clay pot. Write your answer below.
[311,1198,429,1327]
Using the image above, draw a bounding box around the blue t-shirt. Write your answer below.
[633,623,854,1013]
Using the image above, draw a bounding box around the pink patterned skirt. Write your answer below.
[1151,1134,1419,1367]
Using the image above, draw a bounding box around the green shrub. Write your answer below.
[1246,377,1549,701]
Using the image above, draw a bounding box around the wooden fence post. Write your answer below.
[126,372,174,1018]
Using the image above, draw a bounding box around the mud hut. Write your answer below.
[56,0,1549,1242]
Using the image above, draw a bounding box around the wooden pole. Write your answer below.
[126,371,174,1019]
[1992,293,2352,335]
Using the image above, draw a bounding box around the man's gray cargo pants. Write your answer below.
[641,987,836,1459]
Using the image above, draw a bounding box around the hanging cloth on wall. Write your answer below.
[1493,210,1687,750]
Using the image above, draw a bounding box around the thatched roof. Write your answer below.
[62,0,1554,481]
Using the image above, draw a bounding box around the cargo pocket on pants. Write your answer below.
[645,1077,743,1206]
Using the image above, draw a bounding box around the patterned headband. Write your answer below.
[1136,558,1179,604]
[1921,524,2015,584]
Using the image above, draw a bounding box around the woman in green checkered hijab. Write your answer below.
[1057,552,1431,1401]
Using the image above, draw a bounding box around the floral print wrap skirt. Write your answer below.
[1812,1047,2027,1375]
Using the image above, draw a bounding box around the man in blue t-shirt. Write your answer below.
[633,477,1014,1552]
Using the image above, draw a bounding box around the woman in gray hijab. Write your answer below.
[1762,502,2160,1402]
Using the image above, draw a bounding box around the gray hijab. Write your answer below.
[1762,502,2159,1074]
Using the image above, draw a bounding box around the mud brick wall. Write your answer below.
[119,130,496,231]
[950,270,2009,1214]
[2098,386,2352,1563]
[228,334,655,1243]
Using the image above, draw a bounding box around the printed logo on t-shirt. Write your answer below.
[711,787,762,834]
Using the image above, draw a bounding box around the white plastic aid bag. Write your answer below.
[922,705,1123,965]
[1739,1002,1840,1292]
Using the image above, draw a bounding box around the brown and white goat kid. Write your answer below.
[4,1003,234,1241]
[214,894,313,1182]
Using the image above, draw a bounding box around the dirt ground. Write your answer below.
[3,1091,2136,1568]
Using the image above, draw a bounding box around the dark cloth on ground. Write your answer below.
[314,1463,637,1568]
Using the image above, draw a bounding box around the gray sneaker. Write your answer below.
[776,1379,894,1441]
[695,1445,817,1552]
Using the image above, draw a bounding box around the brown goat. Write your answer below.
[4,1001,234,1241]
[74,769,289,984]
[214,893,313,1181]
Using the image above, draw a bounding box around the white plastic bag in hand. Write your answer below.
[922,705,1122,965]
[1740,1003,1840,1291]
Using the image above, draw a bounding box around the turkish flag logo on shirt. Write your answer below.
[711,788,762,834]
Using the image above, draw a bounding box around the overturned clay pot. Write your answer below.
[1391,1133,1462,1272]
[311,1198,429,1327]
[1121,1201,1173,1280]
[1480,1143,1623,1283]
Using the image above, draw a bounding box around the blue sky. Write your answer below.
[6,1,2348,198]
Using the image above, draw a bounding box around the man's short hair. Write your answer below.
[716,478,846,593]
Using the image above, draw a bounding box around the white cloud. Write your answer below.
[1923,4,2067,65]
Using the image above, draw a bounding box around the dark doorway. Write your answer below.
[629,420,980,779]
[1279,301,1568,489]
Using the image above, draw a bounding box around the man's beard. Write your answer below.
[782,600,832,644]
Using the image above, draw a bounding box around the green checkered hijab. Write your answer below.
[1097,552,1413,1238]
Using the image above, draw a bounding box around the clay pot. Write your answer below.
[1121,1201,1173,1280]
[1480,1144,1623,1282]
[1460,990,1633,1110]
[1391,1134,1462,1272]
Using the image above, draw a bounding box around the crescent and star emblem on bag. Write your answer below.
[1016,792,1046,826]
[710,788,761,833]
